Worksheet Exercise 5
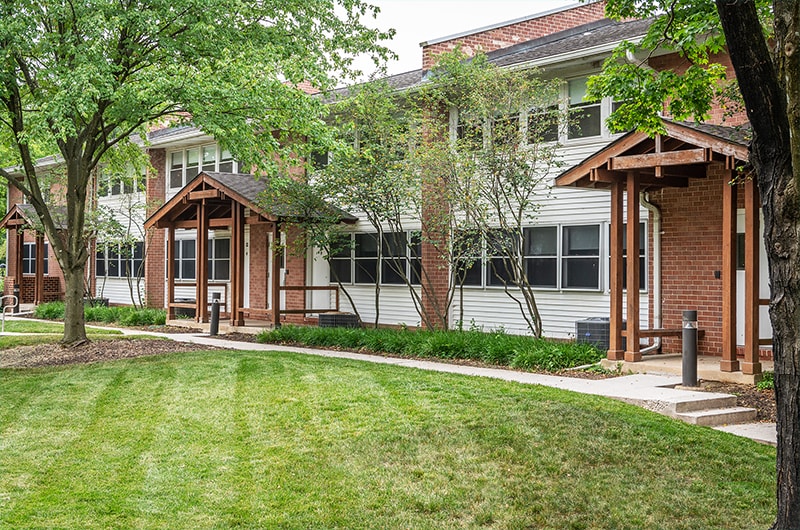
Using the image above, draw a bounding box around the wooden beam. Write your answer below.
[34,233,44,305]
[720,177,739,372]
[609,148,710,170]
[196,201,209,323]
[189,189,222,200]
[15,229,24,287]
[608,181,625,361]
[743,179,762,375]
[663,121,749,161]
[625,173,641,362]
[230,201,245,326]
[209,218,233,228]
[271,222,282,329]
[173,220,199,229]
[166,227,176,320]
[591,167,690,188]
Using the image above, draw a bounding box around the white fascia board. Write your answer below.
[147,127,213,149]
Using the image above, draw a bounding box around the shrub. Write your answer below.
[34,301,66,320]
[34,301,165,326]
[257,325,604,373]
[757,371,774,391]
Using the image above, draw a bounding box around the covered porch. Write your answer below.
[556,119,766,378]
[0,204,63,306]
[144,171,355,329]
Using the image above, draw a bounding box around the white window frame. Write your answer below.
[22,242,48,275]
[167,144,249,190]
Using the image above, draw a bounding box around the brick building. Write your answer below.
[2,1,769,376]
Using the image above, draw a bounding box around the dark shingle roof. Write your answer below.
[667,120,752,147]
[201,172,357,222]
[488,18,654,68]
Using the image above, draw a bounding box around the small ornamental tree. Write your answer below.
[416,51,564,337]
[587,1,799,527]
[0,0,391,346]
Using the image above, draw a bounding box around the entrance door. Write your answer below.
[735,210,771,345]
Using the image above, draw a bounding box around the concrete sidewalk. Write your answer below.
[3,318,777,446]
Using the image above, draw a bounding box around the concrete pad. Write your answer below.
[716,423,777,446]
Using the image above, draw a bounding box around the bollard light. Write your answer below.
[682,310,698,387]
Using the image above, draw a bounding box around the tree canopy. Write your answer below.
[0,0,392,344]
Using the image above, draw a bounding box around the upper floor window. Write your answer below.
[98,171,144,197]
[22,242,48,275]
[168,145,250,190]
[568,78,601,139]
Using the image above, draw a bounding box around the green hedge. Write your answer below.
[257,325,603,372]
[34,302,166,326]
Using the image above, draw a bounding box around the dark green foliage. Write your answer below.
[34,302,165,326]
[757,371,775,391]
[257,325,603,372]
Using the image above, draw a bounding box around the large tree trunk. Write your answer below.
[716,2,800,528]
[62,265,88,346]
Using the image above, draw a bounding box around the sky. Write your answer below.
[352,0,578,78]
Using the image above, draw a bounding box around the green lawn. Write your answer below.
[0,320,124,349]
[0,350,775,529]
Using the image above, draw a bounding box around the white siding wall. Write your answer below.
[311,136,653,338]
[95,188,147,305]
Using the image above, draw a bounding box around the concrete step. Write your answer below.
[676,406,758,427]
[671,394,738,413]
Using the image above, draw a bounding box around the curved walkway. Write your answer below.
[3,318,777,446]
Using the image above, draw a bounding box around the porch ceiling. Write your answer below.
[555,119,751,190]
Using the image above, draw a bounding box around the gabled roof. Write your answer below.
[144,171,356,230]
[555,119,751,190]
[0,203,68,231]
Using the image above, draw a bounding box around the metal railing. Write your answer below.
[1,295,19,334]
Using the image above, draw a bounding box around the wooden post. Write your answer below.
[196,200,209,323]
[15,229,24,289]
[608,180,625,360]
[720,177,739,371]
[34,233,45,304]
[625,173,641,362]
[271,222,282,329]
[230,201,245,326]
[743,179,762,375]
[166,227,176,320]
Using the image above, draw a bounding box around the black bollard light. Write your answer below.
[682,310,698,387]
[210,293,220,336]
[13,283,20,314]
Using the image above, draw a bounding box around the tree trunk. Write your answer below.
[62,265,88,346]
[716,2,800,528]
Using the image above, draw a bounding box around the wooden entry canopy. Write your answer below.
[144,171,356,328]
[555,119,762,374]
[0,204,66,305]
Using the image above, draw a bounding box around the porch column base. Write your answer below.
[607,349,625,361]
[719,359,740,373]
[741,361,763,376]
[624,351,642,362]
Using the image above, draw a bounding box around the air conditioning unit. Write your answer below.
[575,317,625,351]
[318,312,361,328]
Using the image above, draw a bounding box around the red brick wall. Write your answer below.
[648,51,749,127]
[248,224,269,311]
[283,226,308,325]
[145,148,166,308]
[649,163,734,356]
[422,1,606,70]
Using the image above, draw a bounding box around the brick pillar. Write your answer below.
[145,148,167,308]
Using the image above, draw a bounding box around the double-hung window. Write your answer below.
[524,226,558,288]
[568,78,601,139]
[174,239,196,281]
[168,145,249,190]
[486,230,518,286]
[328,235,352,283]
[354,233,378,284]
[562,225,601,289]
[95,242,143,278]
[381,232,421,285]
[22,242,48,275]
[453,231,483,286]
[207,238,230,281]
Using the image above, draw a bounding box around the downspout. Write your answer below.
[640,192,661,354]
